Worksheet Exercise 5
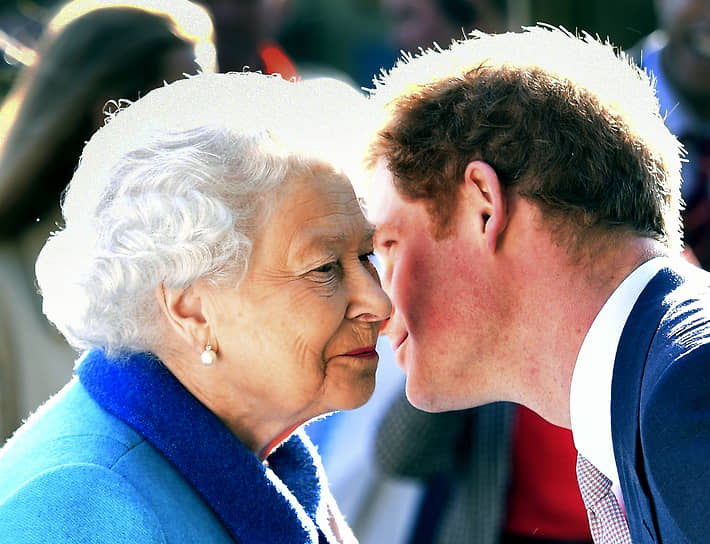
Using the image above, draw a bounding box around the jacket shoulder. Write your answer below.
[640,314,710,543]
[0,462,167,543]
[0,379,236,544]
[616,262,710,542]
[0,379,144,495]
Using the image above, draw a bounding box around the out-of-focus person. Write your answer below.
[0,1,46,96]
[376,399,594,544]
[195,0,298,79]
[0,0,215,441]
[0,70,391,542]
[382,0,504,53]
[631,0,710,269]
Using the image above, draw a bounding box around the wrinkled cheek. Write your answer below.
[292,334,314,366]
[322,357,377,410]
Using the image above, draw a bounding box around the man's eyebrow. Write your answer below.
[372,220,399,235]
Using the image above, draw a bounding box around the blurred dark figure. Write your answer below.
[382,0,505,53]
[377,396,594,544]
[0,1,50,96]
[195,0,297,79]
[277,0,394,88]
[0,0,215,441]
[632,0,710,269]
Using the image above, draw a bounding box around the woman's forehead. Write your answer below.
[261,170,373,260]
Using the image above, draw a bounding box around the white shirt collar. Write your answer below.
[570,257,668,484]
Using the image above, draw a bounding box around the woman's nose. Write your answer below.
[346,264,393,323]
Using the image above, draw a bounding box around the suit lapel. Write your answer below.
[611,266,683,542]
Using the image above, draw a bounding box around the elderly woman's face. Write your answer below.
[204,167,391,429]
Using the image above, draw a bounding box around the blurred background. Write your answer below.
[0,2,673,544]
[0,0,658,95]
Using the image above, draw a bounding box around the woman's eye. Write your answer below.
[313,261,338,275]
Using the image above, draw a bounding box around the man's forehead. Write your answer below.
[365,159,399,224]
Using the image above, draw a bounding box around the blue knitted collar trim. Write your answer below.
[77,349,332,544]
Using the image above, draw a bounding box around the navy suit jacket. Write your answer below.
[612,261,710,543]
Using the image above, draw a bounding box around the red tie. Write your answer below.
[575,454,631,544]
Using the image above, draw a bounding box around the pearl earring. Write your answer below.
[200,344,216,366]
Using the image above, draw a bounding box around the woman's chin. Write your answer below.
[328,375,377,412]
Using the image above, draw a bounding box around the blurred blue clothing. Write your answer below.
[635,30,710,201]
[0,350,336,543]
[307,337,423,544]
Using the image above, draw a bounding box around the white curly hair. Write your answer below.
[36,71,370,356]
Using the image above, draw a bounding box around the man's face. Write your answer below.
[368,161,507,412]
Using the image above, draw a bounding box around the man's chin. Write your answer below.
[404,377,454,413]
[404,372,489,413]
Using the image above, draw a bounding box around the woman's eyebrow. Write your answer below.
[288,230,347,262]
[291,224,376,262]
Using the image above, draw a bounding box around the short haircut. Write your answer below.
[364,26,683,253]
[36,72,368,356]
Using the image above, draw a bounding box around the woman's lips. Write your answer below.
[342,345,378,358]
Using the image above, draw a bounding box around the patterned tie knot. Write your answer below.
[576,454,631,544]
[576,454,613,507]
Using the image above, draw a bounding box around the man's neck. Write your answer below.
[507,235,668,428]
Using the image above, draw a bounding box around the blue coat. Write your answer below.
[0,350,337,543]
[612,262,710,543]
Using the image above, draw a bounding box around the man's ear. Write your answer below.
[462,160,507,253]
[155,282,212,352]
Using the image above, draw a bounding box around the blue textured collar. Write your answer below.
[77,349,332,543]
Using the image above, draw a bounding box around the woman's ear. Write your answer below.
[154,282,211,351]
[463,160,508,253]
